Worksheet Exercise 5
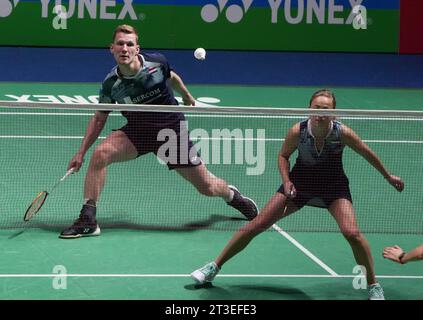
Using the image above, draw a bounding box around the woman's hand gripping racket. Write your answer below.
[23,168,74,221]
[284,182,297,199]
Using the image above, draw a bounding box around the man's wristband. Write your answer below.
[399,252,406,264]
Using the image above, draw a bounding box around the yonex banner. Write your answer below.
[0,0,399,52]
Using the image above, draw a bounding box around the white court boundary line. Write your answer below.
[0,135,422,144]
[1,111,423,121]
[271,224,338,276]
[2,100,423,118]
[0,274,421,279]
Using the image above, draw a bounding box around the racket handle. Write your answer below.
[61,168,74,181]
[288,186,296,198]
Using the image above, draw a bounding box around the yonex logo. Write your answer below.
[0,0,19,18]
[201,0,367,29]
[42,0,139,19]
[201,0,253,23]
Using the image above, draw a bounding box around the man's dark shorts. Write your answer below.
[118,120,202,170]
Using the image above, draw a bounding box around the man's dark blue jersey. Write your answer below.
[99,53,185,127]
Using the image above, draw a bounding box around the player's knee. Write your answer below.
[91,147,112,167]
[342,229,361,242]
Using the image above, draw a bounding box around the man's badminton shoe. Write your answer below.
[191,262,220,285]
[227,186,258,220]
[368,283,385,300]
[59,205,101,239]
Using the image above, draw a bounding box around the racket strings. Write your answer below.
[24,192,48,221]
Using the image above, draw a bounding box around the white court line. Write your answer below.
[190,138,422,144]
[0,112,97,116]
[271,224,338,276]
[362,140,423,144]
[0,274,421,279]
[1,111,423,121]
[0,135,422,144]
[0,135,106,139]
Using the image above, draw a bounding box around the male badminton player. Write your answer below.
[191,89,404,300]
[59,24,258,239]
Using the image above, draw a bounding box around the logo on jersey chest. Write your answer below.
[148,67,158,74]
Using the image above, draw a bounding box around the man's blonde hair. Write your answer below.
[112,24,139,44]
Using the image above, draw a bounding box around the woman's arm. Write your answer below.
[340,124,404,192]
[278,123,300,198]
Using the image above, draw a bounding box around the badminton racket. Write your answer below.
[23,168,74,222]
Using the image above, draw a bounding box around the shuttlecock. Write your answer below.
[194,48,206,60]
